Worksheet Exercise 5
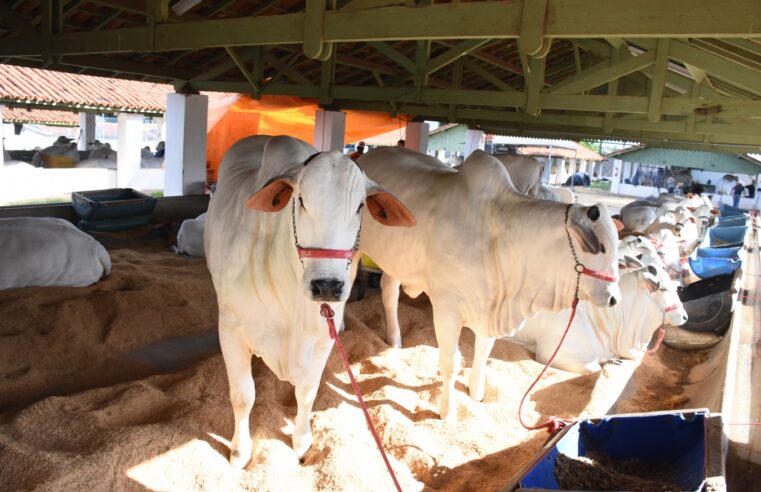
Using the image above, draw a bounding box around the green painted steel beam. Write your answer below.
[262,54,313,86]
[524,55,547,116]
[462,58,516,92]
[548,50,656,94]
[61,54,195,79]
[225,46,260,93]
[1,0,761,58]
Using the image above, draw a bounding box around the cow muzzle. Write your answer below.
[309,278,345,302]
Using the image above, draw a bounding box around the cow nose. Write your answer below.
[608,296,618,307]
[310,278,344,301]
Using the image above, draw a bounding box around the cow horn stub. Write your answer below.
[587,205,600,222]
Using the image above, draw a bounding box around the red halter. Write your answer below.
[664,304,680,312]
[565,205,619,288]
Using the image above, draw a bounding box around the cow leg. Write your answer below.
[582,358,640,417]
[468,333,495,402]
[292,336,334,459]
[432,304,463,422]
[219,328,255,469]
[380,273,403,348]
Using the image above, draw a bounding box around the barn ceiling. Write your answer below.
[0,0,760,152]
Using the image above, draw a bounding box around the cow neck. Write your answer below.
[609,275,664,357]
[488,200,578,337]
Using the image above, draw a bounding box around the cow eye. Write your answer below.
[600,244,606,253]
[357,203,364,214]
[298,196,305,209]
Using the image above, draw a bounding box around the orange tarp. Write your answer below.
[205,95,408,180]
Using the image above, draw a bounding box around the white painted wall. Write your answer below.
[116,113,143,188]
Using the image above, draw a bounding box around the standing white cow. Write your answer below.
[205,135,414,467]
[0,217,111,290]
[493,154,542,197]
[174,213,206,258]
[358,148,621,420]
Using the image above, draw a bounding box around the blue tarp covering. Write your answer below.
[717,214,747,225]
[710,226,747,246]
[518,412,708,491]
[697,247,741,259]
[688,257,742,279]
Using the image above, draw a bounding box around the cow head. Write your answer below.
[247,144,415,303]
[567,204,621,307]
[638,264,688,327]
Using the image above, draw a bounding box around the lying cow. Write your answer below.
[88,140,117,161]
[174,213,206,258]
[510,262,687,416]
[358,148,620,420]
[493,154,542,197]
[205,135,414,467]
[31,137,80,167]
[0,217,111,290]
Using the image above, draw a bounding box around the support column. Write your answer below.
[578,159,588,175]
[0,104,4,166]
[313,110,346,151]
[165,93,208,196]
[404,122,429,153]
[557,159,568,185]
[464,129,485,157]
[116,113,142,188]
[78,112,96,151]
[541,157,552,183]
[155,116,164,142]
[610,159,624,195]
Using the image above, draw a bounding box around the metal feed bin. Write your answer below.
[504,409,725,492]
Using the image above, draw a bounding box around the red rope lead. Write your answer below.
[517,298,578,434]
[320,303,403,492]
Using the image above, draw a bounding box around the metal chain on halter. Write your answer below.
[349,210,363,269]
[291,196,363,270]
[564,204,583,302]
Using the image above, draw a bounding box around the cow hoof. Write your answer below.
[468,386,485,403]
[292,431,313,460]
[387,337,402,349]
[229,446,252,469]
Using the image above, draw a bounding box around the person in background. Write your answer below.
[732,180,745,208]
[396,139,405,148]
[667,175,676,194]
[349,141,366,161]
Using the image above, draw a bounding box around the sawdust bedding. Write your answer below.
[0,241,700,491]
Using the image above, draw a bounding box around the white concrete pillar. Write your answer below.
[78,112,96,151]
[610,159,624,194]
[578,159,588,175]
[0,104,4,166]
[542,157,552,183]
[313,109,346,151]
[116,113,142,188]
[155,116,164,142]
[464,129,485,157]
[556,159,568,185]
[623,161,632,183]
[165,93,208,196]
[404,122,429,153]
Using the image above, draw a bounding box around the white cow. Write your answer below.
[88,140,117,161]
[0,217,111,290]
[75,158,116,169]
[174,213,206,258]
[493,154,542,197]
[205,135,414,467]
[32,137,80,167]
[510,263,687,416]
[511,263,687,373]
[358,148,621,420]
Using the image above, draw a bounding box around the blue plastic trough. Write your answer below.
[688,257,742,280]
[507,410,722,491]
[697,247,741,259]
[678,273,736,335]
[715,216,747,228]
[719,203,746,217]
[709,226,747,247]
[71,188,157,232]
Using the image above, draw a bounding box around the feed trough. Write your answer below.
[688,257,742,280]
[696,246,741,259]
[505,410,723,492]
[71,188,157,232]
[718,204,746,217]
[715,216,747,228]
[709,226,747,247]
[676,273,737,336]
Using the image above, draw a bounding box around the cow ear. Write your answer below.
[622,255,645,270]
[366,187,416,227]
[569,218,601,254]
[246,176,294,212]
[612,218,625,231]
[640,272,660,293]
